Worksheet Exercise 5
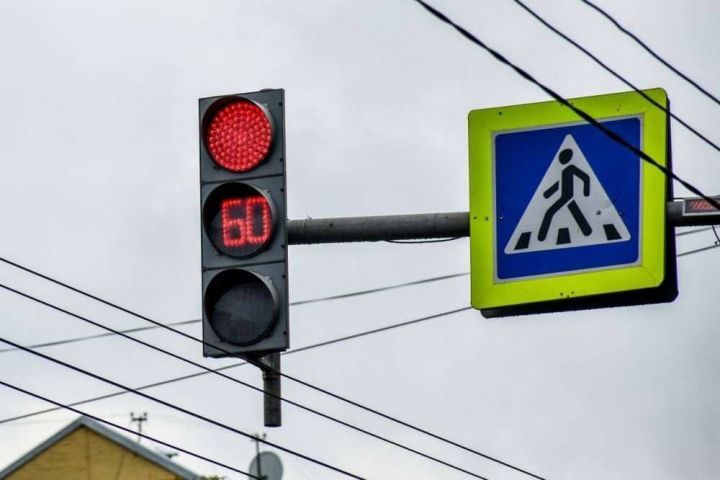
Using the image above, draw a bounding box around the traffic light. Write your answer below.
[199,89,288,358]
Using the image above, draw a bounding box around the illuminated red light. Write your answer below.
[687,199,717,212]
[206,100,272,172]
[221,196,272,248]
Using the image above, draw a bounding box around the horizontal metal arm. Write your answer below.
[287,200,720,245]
[287,212,469,244]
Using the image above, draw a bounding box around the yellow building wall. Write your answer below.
[6,426,183,480]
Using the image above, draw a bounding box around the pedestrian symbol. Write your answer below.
[504,134,630,254]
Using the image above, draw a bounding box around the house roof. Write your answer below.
[0,416,200,479]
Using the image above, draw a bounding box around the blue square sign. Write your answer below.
[495,117,641,280]
[468,89,676,316]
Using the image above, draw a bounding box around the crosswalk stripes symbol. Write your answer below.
[504,134,631,254]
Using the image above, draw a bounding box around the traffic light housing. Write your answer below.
[199,89,288,358]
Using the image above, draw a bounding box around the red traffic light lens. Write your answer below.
[203,183,275,258]
[205,99,273,172]
[205,269,278,346]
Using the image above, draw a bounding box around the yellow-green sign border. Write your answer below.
[469,88,668,310]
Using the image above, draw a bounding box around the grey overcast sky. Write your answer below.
[0,0,719,478]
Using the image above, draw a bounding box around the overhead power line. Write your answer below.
[2,221,714,355]
[0,249,543,480]
[0,337,364,480]
[0,252,506,475]
[676,227,714,237]
[410,0,720,212]
[511,0,720,153]
[0,254,467,353]
[221,241,719,480]
[385,237,462,244]
[580,0,720,107]
[290,271,468,305]
[0,253,548,479]
[0,253,544,480]
[0,318,199,354]
[0,307,470,425]
[0,379,261,479]
[2,241,718,476]
[1,221,715,352]
[4,284,541,479]
[4,222,717,356]
[2,234,719,428]
[0,283,489,480]
[678,243,720,257]
[1,236,718,476]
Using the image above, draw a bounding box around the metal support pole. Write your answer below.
[251,433,266,479]
[287,200,720,244]
[260,353,281,428]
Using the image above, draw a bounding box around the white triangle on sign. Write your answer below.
[504,134,631,255]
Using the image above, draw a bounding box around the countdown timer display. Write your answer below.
[203,182,275,258]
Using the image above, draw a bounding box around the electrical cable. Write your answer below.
[1,234,717,474]
[676,227,713,237]
[2,226,717,475]
[235,236,720,480]
[23,287,533,479]
[244,226,720,480]
[0,257,534,478]
[3,215,716,355]
[0,378,261,479]
[0,307,469,425]
[677,243,720,257]
[0,340,363,480]
[410,0,720,212]
[511,0,720,153]
[385,237,462,244]
[1,215,718,475]
[0,255,468,353]
[1,215,714,355]
[0,284,489,480]
[0,319,198,354]
[580,0,720,107]
[0,252,544,478]
[1,218,714,354]
[2,238,718,473]
[290,271,468,306]
[712,226,720,244]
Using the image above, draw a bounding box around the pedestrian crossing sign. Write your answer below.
[469,89,677,317]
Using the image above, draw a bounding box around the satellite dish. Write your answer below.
[249,451,283,480]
